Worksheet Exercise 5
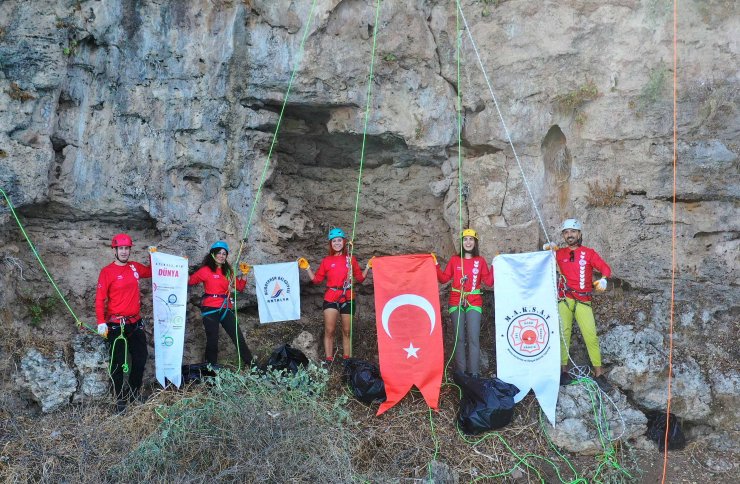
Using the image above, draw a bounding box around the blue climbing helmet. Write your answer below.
[327,227,346,240]
[210,241,229,253]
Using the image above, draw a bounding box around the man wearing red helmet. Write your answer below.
[95,233,152,412]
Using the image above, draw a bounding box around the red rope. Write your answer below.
[661,1,679,481]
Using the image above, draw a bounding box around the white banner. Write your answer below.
[151,251,188,388]
[494,251,560,425]
[254,261,301,323]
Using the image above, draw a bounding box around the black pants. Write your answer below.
[202,308,253,366]
[106,323,148,401]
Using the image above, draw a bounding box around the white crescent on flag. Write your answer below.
[381,294,436,338]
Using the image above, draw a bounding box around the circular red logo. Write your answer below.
[507,314,550,357]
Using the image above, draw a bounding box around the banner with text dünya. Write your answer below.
[254,262,301,323]
[494,251,560,425]
[151,251,188,388]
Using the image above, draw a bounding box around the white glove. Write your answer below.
[593,278,607,292]
[97,323,108,337]
[543,243,559,251]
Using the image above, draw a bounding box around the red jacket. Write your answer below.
[555,245,611,302]
[312,254,365,302]
[189,266,247,309]
[436,255,493,308]
[95,261,152,324]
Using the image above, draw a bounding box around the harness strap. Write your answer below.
[108,315,142,325]
[448,304,482,314]
[451,288,481,295]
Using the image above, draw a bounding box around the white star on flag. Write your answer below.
[404,342,420,359]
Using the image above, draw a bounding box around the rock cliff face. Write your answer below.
[0,0,737,443]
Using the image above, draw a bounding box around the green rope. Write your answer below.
[230,0,319,370]
[0,187,97,335]
[443,0,466,385]
[348,0,383,357]
[108,328,130,375]
[234,0,319,257]
[426,407,441,479]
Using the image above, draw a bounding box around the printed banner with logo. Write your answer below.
[151,250,188,388]
[253,261,301,323]
[373,254,443,416]
[494,251,561,425]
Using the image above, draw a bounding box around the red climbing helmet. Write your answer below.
[111,233,134,248]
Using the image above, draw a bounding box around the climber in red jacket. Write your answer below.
[95,233,152,412]
[545,218,613,392]
[435,228,494,378]
[300,227,371,365]
[188,241,253,368]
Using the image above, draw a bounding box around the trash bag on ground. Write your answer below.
[182,362,222,384]
[646,411,686,451]
[454,372,519,434]
[342,358,386,404]
[264,343,309,374]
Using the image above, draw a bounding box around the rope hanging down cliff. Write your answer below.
[228,0,320,370]
[0,187,97,335]
[346,0,383,356]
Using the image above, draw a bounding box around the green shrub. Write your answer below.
[110,366,356,482]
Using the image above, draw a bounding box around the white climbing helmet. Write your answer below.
[560,218,582,232]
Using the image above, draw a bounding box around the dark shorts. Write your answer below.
[323,300,357,315]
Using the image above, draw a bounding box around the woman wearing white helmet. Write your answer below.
[189,241,253,367]
[300,227,372,365]
[435,228,494,378]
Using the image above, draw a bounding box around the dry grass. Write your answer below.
[7,83,35,102]
[0,364,640,483]
[554,81,599,111]
[586,176,624,207]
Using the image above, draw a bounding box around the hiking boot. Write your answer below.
[560,372,574,386]
[115,399,127,414]
[594,375,614,393]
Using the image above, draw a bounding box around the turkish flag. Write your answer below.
[373,254,443,415]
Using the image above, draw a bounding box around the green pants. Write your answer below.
[559,297,602,367]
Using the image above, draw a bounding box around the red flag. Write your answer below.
[373,254,443,415]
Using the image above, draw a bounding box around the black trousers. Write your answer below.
[106,323,148,401]
[201,308,253,366]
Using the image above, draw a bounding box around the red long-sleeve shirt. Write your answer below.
[311,254,365,302]
[95,261,152,324]
[188,266,247,309]
[555,246,611,302]
[436,255,493,308]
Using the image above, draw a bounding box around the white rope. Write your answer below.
[456,1,626,440]
[455,0,551,245]
[558,291,627,442]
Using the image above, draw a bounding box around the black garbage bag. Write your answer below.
[454,372,519,434]
[264,344,309,374]
[182,362,222,385]
[342,358,386,404]
[646,412,686,451]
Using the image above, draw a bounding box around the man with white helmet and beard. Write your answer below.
[545,219,613,392]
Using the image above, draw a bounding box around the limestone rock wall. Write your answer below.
[0,0,737,438]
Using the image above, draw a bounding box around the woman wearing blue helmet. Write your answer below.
[189,241,253,367]
[300,227,372,365]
